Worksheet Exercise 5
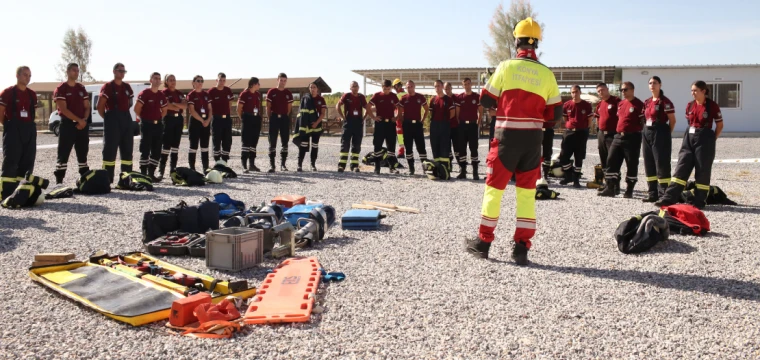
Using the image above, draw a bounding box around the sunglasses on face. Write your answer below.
[621,88,629,92]
[116,70,127,74]
[194,79,204,83]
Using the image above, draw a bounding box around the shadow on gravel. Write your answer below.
[703,205,760,215]
[313,236,360,249]
[652,239,697,254]
[106,191,161,201]
[532,263,760,302]
[43,202,114,214]
[0,215,57,233]
[157,187,217,198]
[0,230,21,253]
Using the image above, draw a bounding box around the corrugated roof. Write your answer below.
[352,66,616,73]
[618,64,760,69]
[29,76,331,94]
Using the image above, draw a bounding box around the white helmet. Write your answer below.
[205,170,223,184]
[215,160,227,167]
[536,178,548,188]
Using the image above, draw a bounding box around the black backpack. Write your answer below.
[171,167,206,186]
[681,181,737,206]
[76,169,111,195]
[116,172,154,191]
[1,173,49,208]
[142,199,220,243]
[615,211,670,254]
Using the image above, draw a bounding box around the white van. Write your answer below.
[48,82,150,136]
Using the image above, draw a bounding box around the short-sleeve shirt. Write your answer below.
[644,95,675,125]
[457,92,480,122]
[616,97,646,133]
[187,90,210,118]
[0,85,37,122]
[368,92,399,120]
[398,93,426,121]
[162,89,185,117]
[339,93,367,118]
[686,99,722,128]
[595,95,621,132]
[53,82,89,119]
[208,86,234,116]
[266,88,293,116]
[313,95,327,111]
[137,89,168,121]
[429,95,455,122]
[238,89,262,114]
[99,82,134,112]
[562,99,593,129]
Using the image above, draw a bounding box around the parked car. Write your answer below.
[48,82,150,137]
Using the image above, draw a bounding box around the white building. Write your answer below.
[622,64,758,132]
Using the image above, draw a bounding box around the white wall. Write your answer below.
[622,66,759,132]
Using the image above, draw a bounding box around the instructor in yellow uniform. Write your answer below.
[466,18,561,265]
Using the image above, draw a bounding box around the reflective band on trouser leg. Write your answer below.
[338,152,348,168]
[479,149,511,243]
[671,178,687,186]
[658,178,671,184]
[695,183,710,190]
[514,165,539,249]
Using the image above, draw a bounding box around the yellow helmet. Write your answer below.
[513,17,542,44]
[392,78,402,87]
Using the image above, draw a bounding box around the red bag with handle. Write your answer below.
[662,204,710,235]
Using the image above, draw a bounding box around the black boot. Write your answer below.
[512,241,529,266]
[642,181,659,202]
[241,152,249,173]
[572,171,581,188]
[169,153,178,174]
[598,178,618,197]
[542,164,550,180]
[310,148,319,171]
[188,152,197,172]
[472,162,480,180]
[465,237,491,259]
[158,154,168,180]
[201,152,210,173]
[297,150,306,172]
[559,168,573,185]
[249,153,260,172]
[140,165,148,176]
[54,170,65,185]
[268,155,276,173]
[105,165,115,184]
[623,180,636,199]
[280,156,289,172]
[374,161,381,175]
[148,165,161,183]
[407,160,415,175]
[456,162,467,179]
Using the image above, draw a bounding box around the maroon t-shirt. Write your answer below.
[137,89,168,121]
[313,95,327,111]
[208,86,233,116]
[429,95,454,122]
[369,92,399,120]
[53,82,89,119]
[595,95,621,132]
[686,100,723,128]
[644,95,675,125]
[187,90,210,119]
[398,93,426,121]
[457,92,480,122]
[616,98,645,133]
[238,89,262,114]
[562,99,593,129]
[0,85,37,122]
[162,89,185,117]
[99,81,134,112]
[339,93,367,118]
[266,88,293,116]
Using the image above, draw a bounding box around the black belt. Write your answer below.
[167,113,182,118]
[618,131,641,136]
[144,119,160,124]
[404,118,421,124]
[243,112,260,117]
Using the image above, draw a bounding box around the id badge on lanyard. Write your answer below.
[353,109,359,116]
[201,107,206,114]
[254,108,259,115]
[20,109,29,118]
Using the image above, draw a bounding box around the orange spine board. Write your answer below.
[243,257,321,324]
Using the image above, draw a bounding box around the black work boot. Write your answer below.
[54,170,65,185]
[642,181,658,202]
[201,152,210,173]
[572,171,582,188]
[280,157,289,172]
[310,149,318,171]
[623,180,636,199]
[472,163,480,180]
[188,153,197,172]
[407,160,415,175]
[559,169,572,185]
[598,178,618,197]
[374,162,381,174]
[465,237,491,259]
[250,156,260,172]
[457,162,467,179]
[266,155,275,173]
[241,152,249,173]
[542,164,550,180]
[297,151,306,172]
[140,165,148,176]
[512,241,529,266]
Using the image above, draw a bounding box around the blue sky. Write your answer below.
[2,0,758,93]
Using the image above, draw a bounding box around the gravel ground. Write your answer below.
[1,133,760,359]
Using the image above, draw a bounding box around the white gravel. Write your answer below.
[1,132,760,359]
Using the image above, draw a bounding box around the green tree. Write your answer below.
[56,27,95,82]
[483,0,544,66]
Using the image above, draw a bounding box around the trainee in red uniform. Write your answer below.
[338,93,367,117]
[238,88,262,114]
[53,82,88,120]
[595,95,621,132]
[562,100,593,129]
[643,96,675,126]
[429,95,454,122]
[686,100,722,128]
[266,88,293,115]
[187,89,210,116]
[162,89,185,116]
[368,92,399,120]
[208,87,233,116]
[398,93,426,121]
[616,98,645,133]
[137,89,168,121]
[457,92,480,123]
[99,82,134,112]
[0,86,38,122]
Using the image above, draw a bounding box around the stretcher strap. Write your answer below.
[180,320,241,339]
